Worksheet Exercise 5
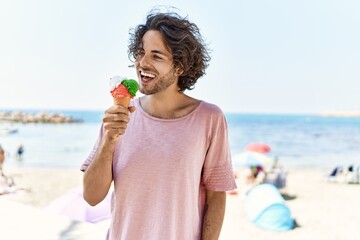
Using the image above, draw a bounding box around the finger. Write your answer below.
[104,125,127,137]
[104,122,128,130]
[103,114,130,124]
[106,105,130,115]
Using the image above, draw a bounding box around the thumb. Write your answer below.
[128,106,136,113]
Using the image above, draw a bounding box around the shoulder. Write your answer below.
[195,101,228,129]
[198,101,226,117]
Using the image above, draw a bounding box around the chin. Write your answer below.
[139,87,151,95]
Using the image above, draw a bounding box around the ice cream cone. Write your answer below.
[110,76,139,107]
[113,97,131,107]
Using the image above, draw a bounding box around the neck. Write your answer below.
[139,92,199,119]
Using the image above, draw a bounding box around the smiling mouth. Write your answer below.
[140,70,156,82]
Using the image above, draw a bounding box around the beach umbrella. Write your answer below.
[233,151,274,169]
[44,187,112,223]
[245,143,271,153]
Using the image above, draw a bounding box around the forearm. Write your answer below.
[83,105,134,206]
[83,137,115,206]
[202,191,226,240]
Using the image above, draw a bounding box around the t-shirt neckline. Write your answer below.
[134,98,203,122]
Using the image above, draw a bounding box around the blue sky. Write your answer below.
[1,0,359,113]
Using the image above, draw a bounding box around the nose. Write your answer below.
[136,54,150,68]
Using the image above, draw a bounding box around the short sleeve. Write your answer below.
[80,124,103,172]
[201,111,237,191]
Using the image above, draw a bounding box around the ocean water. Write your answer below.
[1,110,359,169]
[227,113,360,168]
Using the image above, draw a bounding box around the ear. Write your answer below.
[175,67,184,76]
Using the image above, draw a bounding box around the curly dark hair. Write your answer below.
[128,10,211,92]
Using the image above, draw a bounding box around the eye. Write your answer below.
[153,55,162,60]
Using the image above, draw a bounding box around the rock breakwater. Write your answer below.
[0,111,82,124]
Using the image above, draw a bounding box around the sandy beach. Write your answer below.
[1,167,360,240]
[222,168,360,240]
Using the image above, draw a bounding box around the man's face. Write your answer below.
[135,30,178,95]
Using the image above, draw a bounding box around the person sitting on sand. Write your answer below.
[0,145,28,195]
[244,165,266,185]
[0,145,15,194]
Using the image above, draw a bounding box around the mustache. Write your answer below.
[139,66,155,72]
[128,65,153,73]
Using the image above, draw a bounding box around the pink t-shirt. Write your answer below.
[81,99,236,240]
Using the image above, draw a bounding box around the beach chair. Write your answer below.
[346,165,359,184]
[325,166,343,182]
[264,168,287,189]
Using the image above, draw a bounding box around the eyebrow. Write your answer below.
[151,49,171,57]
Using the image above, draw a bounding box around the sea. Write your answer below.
[1,110,359,169]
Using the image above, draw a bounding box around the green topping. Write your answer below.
[121,79,139,97]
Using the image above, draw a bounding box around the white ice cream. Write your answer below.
[109,76,127,91]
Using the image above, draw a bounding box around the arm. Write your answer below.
[83,105,134,206]
[202,190,226,240]
[255,171,266,184]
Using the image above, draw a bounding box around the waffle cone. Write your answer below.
[113,97,131,107]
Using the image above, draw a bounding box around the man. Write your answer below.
[81,10,236,240]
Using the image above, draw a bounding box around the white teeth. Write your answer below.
[141,71,155,78]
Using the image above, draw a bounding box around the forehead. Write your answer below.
[141,30,172,55]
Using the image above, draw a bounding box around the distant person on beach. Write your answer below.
[0,146,5,167]
[0,145,10,178]
[0,145,16,195]
[81,9,236,240]
[16,144,24,160]
[244,165,266,185]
